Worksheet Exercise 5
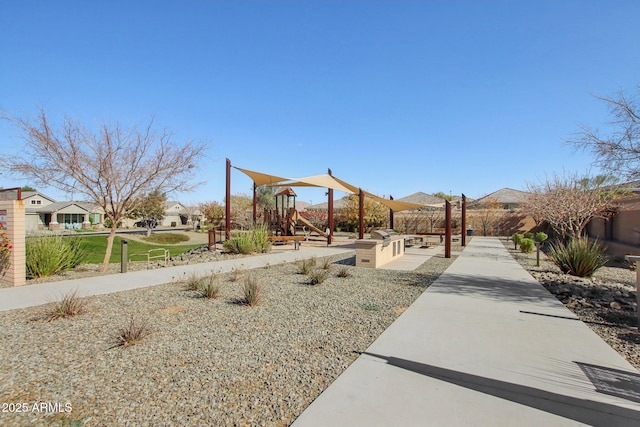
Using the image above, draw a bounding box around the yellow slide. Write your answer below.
[290,209,328,238]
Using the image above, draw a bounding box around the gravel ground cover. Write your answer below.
[503,239,640,370]
[0,249,456,426]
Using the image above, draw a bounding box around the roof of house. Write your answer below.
[474,188,530,205]
[396,192,447,206]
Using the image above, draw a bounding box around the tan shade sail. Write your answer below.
[283,174,356,194]
[234,166,291,186]
[235,165,426,212]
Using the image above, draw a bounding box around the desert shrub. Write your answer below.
[320,257,332,270]
[183,272,202,291]
[250,224,272,253]
[512,233,523,250]
[243,276,261,306]
[111,314,151,348]
[46,289,88,321]
[229,266,244,282]
[548,238,608,277]
[519,238,535,254]
[309,269,329,285]
[336,266,351,278]
[523,232,534,240]
[534,232,548,243]
[26,235,87,278]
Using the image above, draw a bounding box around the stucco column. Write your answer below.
[0,199,26,287]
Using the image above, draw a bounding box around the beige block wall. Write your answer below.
[1,200,26,287]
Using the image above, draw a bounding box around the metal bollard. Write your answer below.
[121,239,128,273]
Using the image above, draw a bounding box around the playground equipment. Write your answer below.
[264,187,328,240]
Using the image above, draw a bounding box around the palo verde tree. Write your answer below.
[128,189,167,237]
[524,173,623,240]
[2,110,207,271]
[570,87,640,180]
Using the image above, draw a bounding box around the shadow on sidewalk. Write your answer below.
[364,352,640,425]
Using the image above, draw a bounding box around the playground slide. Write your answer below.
[295,214,328,238]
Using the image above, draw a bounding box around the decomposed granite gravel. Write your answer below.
[0,252,455,426]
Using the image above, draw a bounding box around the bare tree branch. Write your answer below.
[2,110,208,271]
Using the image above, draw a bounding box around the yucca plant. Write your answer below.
[26,235,87,278]
[46,289,88,321]
[548,238,608,277]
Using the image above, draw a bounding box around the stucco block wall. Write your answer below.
[1,200,26,287]
[356,236,405,268]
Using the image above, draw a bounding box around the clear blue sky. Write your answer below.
[2,1,639,205]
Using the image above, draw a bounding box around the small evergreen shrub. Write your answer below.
[534,232,548,243]
[512,233,523,250]
[523,232,534,240]
[548,238,608,277]
[519,238,535,253]
[26,235,87,278]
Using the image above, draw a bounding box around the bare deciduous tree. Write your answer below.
[2,110,207,271]
[524,173,622,240]
[570,87,640,180]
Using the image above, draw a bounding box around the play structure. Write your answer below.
[263,187,328,240]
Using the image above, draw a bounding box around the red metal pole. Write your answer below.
[328,168,334,245]
[461,193,467,247]
[445,200,452,258]
[252,182,257,225]
[359,188,365,240]
[225,158,231,241]
[389,195,394,231]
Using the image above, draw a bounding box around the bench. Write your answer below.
[268,235,305,250]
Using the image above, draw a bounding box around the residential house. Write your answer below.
[22,192,104,231]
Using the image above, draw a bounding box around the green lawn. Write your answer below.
[80,235,202,264]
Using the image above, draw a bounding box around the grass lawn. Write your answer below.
[80,235,202,264]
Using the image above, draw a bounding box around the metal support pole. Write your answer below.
[445,200,452,258]
[252,182,257,225]
[225,158,231,241]
[328,168,334,245]
[389,195,394,231]
[358,188,365,240]
[461,193,467,246]
[121,239,128,273]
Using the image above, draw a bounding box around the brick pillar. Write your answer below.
[0,200,26,287]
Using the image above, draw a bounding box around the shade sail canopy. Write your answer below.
[233,166,291,186]
[234,165,426,212]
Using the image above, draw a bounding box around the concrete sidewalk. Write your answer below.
[293,237,640,426]
[0,246,354,312]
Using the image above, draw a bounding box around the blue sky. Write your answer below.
[1,1,639,205]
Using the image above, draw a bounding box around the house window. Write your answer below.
[30,200,42,205]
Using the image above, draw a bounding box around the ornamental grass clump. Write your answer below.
[197,274,220,299]
[243,276,261,306]
[297,257,316,275]
[26,235,86,278]
[223,225,272,254]
[111,314,151,348]
[548,238,608,278]
[46,289,88,321]
[336,266,351,278]
[308,269,329,285]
